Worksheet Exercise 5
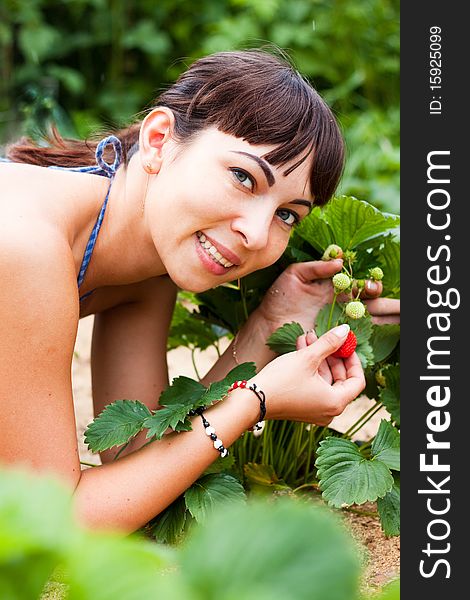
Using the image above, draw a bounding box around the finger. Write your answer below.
[331,352,366,402]
[364,298,400,316]
[327,355,347,381]
[360,280,383,299]
[306,330,333,383]
[291,259,343,283]
[371,315,400,325]
[303,324,350,366]
[296,334,308,351]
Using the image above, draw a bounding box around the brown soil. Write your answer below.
[70,316,400,594]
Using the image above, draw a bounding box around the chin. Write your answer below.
[165,269,215,293]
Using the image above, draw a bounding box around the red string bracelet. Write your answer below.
[228,380,266,432]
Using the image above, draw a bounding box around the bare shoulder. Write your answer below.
[0,224,78,317]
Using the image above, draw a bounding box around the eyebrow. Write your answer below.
[231,151,276,186]
[230,150,314,211]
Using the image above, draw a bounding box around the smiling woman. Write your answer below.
[0,48,396,534]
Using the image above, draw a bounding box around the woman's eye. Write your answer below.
[231,168,254,191]
[277,209,299,227]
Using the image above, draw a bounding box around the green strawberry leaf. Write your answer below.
[315,304,343,337]
[203,453,236,475]
[378,364,400,426]
[149,495,188,545]
[168,303,221,351]
[323,196,400,250]
[184,473,246,523]
[377,475,400,537]
[378,236,400,298]
[158,376,206,408]
[143,405,192,440]
[243,462,291,492]
[199,362,257,405]
[295,208,336,253]
[266,322,304,354]
[84,400,152,452]
[315,437,394,507]
[370,324,400,362]
[371,420,400,471]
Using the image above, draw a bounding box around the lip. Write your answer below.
[195,234,232,276]
[199,231,242,266]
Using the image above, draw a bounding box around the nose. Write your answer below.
[231,205,272,251]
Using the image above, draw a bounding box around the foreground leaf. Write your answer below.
[315,437,393,507]
[184,473,246,523]
[266,322,304,354]
[179,498,361,600]
[85,400,152,452]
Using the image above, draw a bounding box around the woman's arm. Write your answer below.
[90,275,178,463]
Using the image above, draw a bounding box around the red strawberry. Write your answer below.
[331,331,357,358]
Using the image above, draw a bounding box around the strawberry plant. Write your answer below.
[83,195,400,541]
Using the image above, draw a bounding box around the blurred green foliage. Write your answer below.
[0,0,399,211]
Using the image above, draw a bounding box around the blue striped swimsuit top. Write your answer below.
[0,135,122,303]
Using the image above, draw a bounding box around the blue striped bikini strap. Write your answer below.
[74,135,122,298]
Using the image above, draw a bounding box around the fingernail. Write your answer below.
[365,280,378,294]
[331,324,350,338]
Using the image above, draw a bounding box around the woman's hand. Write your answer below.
[251,325,366,426]
[254,259,400,332]
[255,259,344,333]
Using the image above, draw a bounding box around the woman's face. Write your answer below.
[146,127,314,292]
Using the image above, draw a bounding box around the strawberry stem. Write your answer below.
[327,292,338,331]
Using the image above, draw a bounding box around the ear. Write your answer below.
[139,107,176,173]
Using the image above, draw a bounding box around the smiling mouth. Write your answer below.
[196,231,235,268]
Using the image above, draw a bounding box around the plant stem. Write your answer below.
[342,402,382,438]
[191,348,201,380]
[80,461,99,468]
[293,482,320,494]
[346,403,384,439]
[113,440,131,461]
[326,293,338,330]
[240,279,249,322]
[303,425,316,483]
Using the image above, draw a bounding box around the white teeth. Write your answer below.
[197,232,234,268]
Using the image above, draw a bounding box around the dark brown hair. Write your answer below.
[7,49,344,205]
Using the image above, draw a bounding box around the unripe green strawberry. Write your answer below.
[375,369,387,387]
[332,330,357,358]
[345,301,365,319]
[343,250,357,264]
[369,267,384,281]
[322,244,343,261]
[332,273,351,292]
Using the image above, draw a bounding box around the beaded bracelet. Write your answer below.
[228,380,266,432]
[189,406,229,458]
